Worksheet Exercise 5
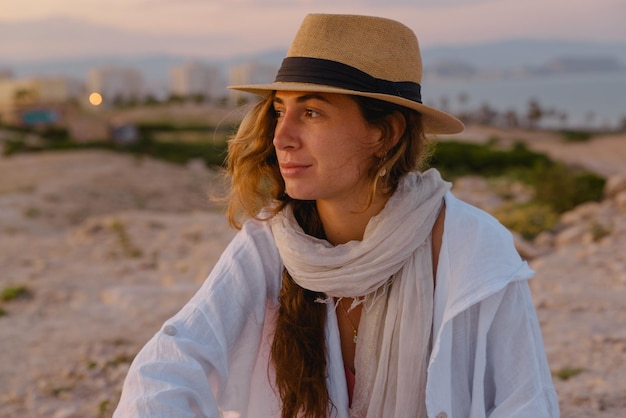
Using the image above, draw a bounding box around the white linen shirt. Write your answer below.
[114,192,559,418]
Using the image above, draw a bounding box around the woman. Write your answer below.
[115,14,559,418]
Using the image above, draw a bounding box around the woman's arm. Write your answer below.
[114,221,281,417]
[480,280,559,418]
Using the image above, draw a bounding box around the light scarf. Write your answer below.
[270,169,451,418]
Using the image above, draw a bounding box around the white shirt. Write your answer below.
[114,192,559,417]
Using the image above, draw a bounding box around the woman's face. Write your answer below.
[272,91,383,207]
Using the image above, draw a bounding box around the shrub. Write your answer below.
[3,139,29,156]
[553,366,583,381]
[110,220,143,258]
[529,163,605,213]
[430,140,606,239]
[431,141,605,213]
[494,202,559,240]
[560,130,592,143]
[2,121,231,167]
[1,285,33,302]
[429,141,551,178]
[590,222,611,242]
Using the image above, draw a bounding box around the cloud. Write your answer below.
[2,0,624,63]
[0,16,240,61]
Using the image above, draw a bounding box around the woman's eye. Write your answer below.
[274,108,284,118]
[305,109,320,118]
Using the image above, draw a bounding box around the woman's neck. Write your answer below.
[316,193,390,246]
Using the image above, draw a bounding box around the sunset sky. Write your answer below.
[2,0,625,60]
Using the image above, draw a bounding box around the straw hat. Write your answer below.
[229,13,464,134]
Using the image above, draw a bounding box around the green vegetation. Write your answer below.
[105,353,135,368]
[1,285,33,302]
[430,141,606,239]
[590,222,612,242]
[23,207,41,218]
[429,141,552,178]
[493,202,559,241]
[98,399,111,418]
[528,163,605,213]
[110,220,143,258]
[0,282,34,320]
[50,386,73,397]
[2,121,232,168]
[553,366,584,381]
[559,129,593,143]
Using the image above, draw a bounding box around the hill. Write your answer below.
[2,17,625,84]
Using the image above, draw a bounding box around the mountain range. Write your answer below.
[2,17,626,86]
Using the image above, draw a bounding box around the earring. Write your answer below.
[378,154,388,177]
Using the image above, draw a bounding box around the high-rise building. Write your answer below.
[87,66,144,105]
[228,61,278,103]
[170,61,222,100]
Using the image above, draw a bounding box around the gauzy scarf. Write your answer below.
[270,169,451,418]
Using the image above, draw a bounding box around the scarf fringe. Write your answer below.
[314,276,395,313]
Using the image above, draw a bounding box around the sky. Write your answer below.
[1,0,625,61]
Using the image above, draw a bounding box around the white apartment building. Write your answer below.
[87,66,144,105]
[0,76,84,118]
[228,61,278,103]
[170,61,222,99]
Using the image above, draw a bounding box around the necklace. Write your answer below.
[339,299,359,343]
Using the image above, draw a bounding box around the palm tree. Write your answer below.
[526,99,543,129]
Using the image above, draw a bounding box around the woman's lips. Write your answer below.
[279,162,311,177]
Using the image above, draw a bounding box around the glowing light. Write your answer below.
[89,92,103,106]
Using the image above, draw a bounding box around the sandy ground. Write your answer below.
[1,126,625,417]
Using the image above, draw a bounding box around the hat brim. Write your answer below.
[229,82,464,135]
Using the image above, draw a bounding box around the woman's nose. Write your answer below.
[273,112,300,150]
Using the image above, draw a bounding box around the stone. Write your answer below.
[605,175,626,198]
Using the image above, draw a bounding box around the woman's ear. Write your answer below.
[381,111,406,154]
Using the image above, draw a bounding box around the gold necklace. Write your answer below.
[339,299,359,343]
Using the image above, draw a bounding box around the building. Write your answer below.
[87,66,144,106]
[228,61,278,103]
[170,61,222,100]
[0,76,84,125]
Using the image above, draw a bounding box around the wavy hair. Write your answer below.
[223,92,429,417]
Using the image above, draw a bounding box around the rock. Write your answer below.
[534,231,555,250]
[605,174,626,198]
[560,201,601,225]
[555,224,588,247]
[615,191,626,210]
[52,406,79,418]
[513,232,546,260]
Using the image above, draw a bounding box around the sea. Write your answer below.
[422,71,626,130]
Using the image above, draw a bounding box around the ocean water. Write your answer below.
[422,71,626,130]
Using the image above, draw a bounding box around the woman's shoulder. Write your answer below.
[442,191,530,280]
[437,192,533,314]
[443,192,514,243]
[190,218,282,305]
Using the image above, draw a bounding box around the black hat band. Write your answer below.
[275,57,422,104]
